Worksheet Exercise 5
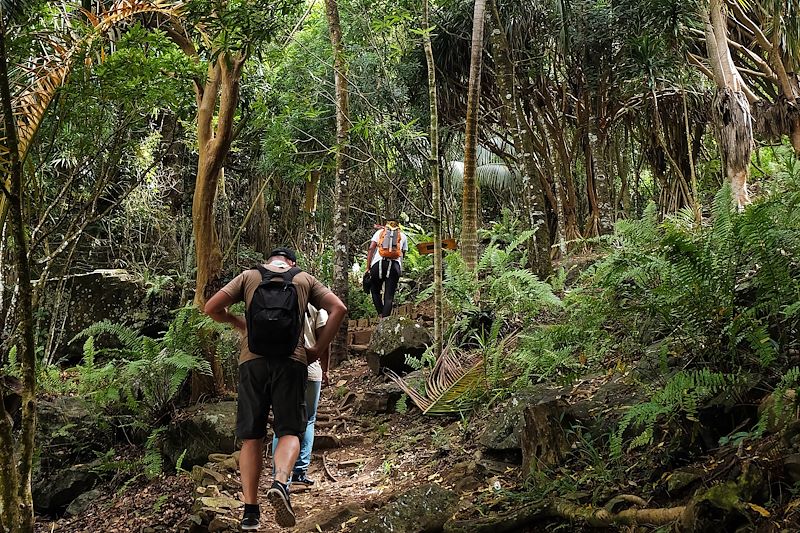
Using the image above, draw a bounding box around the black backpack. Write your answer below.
[246,265,303,357]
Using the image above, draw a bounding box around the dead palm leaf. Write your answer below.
[384,346,486,415]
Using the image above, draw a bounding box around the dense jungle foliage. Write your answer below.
[2,0,800,531]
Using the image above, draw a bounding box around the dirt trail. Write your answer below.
[37,357,498,532]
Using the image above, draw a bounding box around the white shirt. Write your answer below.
[305,304,328,382]
[369,228,409,269]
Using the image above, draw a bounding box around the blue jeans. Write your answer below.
[273,378,321,477]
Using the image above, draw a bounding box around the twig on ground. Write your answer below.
[323,452,339,483]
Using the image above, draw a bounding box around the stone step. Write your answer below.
[349,344,369,354]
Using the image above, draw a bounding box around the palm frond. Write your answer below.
[385,347,486,415]
[0,0,181,222]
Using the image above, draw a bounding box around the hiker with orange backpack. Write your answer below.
[365,216,408,318]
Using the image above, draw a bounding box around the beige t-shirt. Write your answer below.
[220,265,332,365]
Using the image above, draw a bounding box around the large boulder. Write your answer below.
[479,383,570,453]
[163,401,238,469]
[351,484,457,533]
[35,397,111,479]
[33,462,101,513]
[36,269,180,359]
[366,317,432,375]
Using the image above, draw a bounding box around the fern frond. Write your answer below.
[72,320,143,354]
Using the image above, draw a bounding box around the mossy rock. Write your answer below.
[366,316,432,375]
[351,484,457,533]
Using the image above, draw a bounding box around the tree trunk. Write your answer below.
[324,0,351,366]
[217,167,232,266]
[561,165,582,245]
[0,21,35,532]
[423,0,443,360]
[247,174,271,257]
[706,0,752,209]
[488,1,552,279]
[461,0,487,271]
[192,54,244,399]
[584,129,602,238]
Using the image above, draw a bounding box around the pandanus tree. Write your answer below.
[704,0,753,209]
[0,3,180,530]
[690,1,800,156]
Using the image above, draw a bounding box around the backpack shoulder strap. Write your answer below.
[253,264,270,280]
[283,266,302,284]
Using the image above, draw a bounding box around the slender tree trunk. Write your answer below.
[324,0,351,365]
[560,158,581,245]
[0,21,35,532]
[706,0,752,209]
[461,0,487,271]
[423,0,443,359]
[247,174,271,256]
[682,87,701,223]
[488,0,552,278]
[584,128,602,238]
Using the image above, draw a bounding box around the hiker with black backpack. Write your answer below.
[365,216,408,318]
[203,248,346,530]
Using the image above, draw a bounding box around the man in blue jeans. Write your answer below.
[272,303,329,486]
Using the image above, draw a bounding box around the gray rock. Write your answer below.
[366,317,432,375]
[354,380,406,414]
[65,488,102,517]
[36,269,179,360]
[564,379,646,434]
[163,401,238,469]
[784,454,800,485]
[37,397,108,450]
[351,484,457,533]
[33,463,100,512]
[666,468,704,493]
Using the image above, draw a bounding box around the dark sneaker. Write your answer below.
[241,511,260,531]
[291,471,315,486]
[267,480,296,527]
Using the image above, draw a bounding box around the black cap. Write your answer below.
[268,247,297,262]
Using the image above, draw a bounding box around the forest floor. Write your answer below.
[35,347,800,531]
[36,356,522,533]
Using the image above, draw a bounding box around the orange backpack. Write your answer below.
[378,227,402,259]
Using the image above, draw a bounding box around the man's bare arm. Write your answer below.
[204,290,246,331]
[366,241,377,269]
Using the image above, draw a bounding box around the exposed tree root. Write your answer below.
[443,497,686,532]
[322,452,338,482]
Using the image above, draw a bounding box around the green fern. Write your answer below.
[611,370,738,457]
[68,305,219,426]
[72,320,144,354]
[756,366,800,435]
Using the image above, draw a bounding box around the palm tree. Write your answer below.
[461,0,487,271]
[487,0,552,278]
[422,0,444,359]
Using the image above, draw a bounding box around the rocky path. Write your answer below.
[37,356,505,532]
